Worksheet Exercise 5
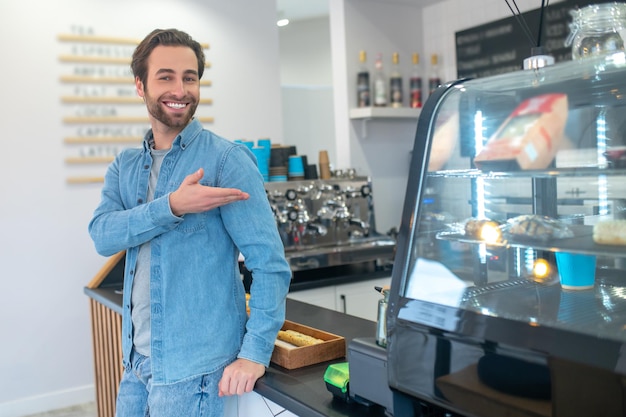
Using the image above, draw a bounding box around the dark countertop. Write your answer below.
[84,279,388,417]
[257,298,387,417]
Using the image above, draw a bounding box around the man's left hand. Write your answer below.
[218,358,266,396]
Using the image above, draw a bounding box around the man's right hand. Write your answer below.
[169,168,250,216]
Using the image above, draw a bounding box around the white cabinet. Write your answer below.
[287,276,391,321]
[286,285,337,311]
[335,277,391,321]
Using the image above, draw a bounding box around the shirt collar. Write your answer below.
[142,118,203,151]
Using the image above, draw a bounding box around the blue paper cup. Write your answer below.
[288,155,305,177]
[555,253,596,290]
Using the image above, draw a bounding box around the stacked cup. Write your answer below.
[269,145,295,182]
[257,138,271,161]
[257,138,271,182]
[288,155,305,181]
[319,150,331,179]
[251,147,269,182]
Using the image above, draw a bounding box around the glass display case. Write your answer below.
[386,52,626,417]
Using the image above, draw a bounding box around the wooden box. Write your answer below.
[270,320,346,370]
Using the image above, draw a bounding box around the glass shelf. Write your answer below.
[427,166,626,179]
[436,224,626,258]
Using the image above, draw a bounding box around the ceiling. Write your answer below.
[276,0,442,22]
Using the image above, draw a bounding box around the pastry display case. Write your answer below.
[386,52,626,417]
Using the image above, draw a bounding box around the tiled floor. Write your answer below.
[23,402,97,417]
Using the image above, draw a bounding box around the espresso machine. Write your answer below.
[239,174,395,293]
[264,175,395,272]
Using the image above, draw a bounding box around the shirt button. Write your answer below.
[144,164,150,169]
[137,198,143,204]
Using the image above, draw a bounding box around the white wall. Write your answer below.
[0,0,569,415]
[278,16,336,168]
[0,1,281,416]
[279,16,333,86]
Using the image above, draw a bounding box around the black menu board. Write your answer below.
[456,0,615,79]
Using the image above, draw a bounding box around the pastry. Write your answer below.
[505,214,573,242]
[465,218,501,241]
[277,330,324,347]
[593,219,626,245]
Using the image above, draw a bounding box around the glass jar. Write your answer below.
[566,2,626,60]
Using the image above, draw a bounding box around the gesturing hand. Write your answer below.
[169,168,250,216]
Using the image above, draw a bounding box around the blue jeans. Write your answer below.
[115,351,225,417]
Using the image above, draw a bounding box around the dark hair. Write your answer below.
[131,29,205,85]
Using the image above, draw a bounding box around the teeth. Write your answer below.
[166,102,186,109]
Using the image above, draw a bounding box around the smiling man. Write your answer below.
[88,29,291,417]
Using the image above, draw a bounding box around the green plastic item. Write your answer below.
[324,362,350,394]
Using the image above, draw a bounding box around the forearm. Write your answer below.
[89,193,181,256]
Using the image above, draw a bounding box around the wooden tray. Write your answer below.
[270,320,346,370]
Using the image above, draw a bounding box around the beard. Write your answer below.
[144,89,198,130]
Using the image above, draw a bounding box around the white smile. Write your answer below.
[165,102,187,109]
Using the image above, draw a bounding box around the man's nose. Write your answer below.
[170,78,186,97]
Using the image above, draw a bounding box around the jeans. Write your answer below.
[115,350,225,417]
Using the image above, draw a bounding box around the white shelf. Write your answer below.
[349,107,421,139]
[349,107,421,119]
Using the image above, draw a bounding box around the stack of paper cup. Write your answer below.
[257,138,271,161]
[288,155,305,180]
[319,150,331,179]
[251,147,269,182]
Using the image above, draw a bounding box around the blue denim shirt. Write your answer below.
[88,119,291,384]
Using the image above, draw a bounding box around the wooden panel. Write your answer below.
[87,251,125,288]
[59,75,212,86]
[90,299,123,417]
[67,176,105,184]
[57,33,209,50]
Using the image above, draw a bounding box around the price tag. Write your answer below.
[398,300,460,332]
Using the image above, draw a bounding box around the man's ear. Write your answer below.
[135,76,145,99]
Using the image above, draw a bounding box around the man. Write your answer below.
[88,28,291,417]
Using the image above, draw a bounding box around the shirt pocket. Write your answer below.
[174,212,208,234]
